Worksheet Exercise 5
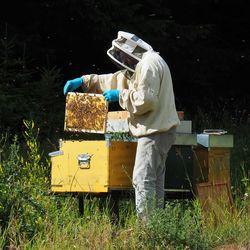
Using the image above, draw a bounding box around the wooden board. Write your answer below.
[107,111,183,120]
[196,182,233,212]
[177,111,184,121]
[107,111,129,120]
[193,147,231,184]
[64,92,108,133]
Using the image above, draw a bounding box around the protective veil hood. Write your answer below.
[107,31,153,73]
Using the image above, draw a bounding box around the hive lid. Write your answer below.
[197,133,234,148]
[174,133,197,146]
[64,92,108,133]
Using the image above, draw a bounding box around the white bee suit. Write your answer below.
[82,51,180,137]
[82,32,180,220]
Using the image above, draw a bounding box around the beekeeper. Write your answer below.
[63,31,180,221]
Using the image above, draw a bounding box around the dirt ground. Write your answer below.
[213,243,250,250]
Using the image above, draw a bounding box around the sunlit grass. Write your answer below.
[0,116,250,249]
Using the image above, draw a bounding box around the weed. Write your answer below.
[0,116,249,249]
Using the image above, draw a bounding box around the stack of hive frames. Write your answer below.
[106,111,129,133]
[64,92,108,134]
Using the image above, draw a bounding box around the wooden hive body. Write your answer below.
[50,140,137,193]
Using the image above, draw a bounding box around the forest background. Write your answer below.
[0,0,249,147]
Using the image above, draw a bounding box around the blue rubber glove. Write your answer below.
[63,77,84,95]
[103,89,120,102]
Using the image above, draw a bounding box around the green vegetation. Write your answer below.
[0,119,249,249]
[0,7,250,248]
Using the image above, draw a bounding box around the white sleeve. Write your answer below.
[119,60,161,115]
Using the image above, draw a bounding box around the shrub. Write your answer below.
[0,120,50,246]
[144,200,211,250]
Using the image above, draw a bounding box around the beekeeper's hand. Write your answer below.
[63,77,83,95]
[103,89,120,102]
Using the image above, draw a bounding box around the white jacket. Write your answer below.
[82,51,180,137]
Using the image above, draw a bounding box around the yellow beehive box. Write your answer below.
[64,92,108,133]
[50,140,137,193]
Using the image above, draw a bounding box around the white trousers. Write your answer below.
[132,127,176,219]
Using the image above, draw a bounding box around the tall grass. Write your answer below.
[0,118,250,249]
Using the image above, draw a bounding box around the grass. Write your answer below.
[0,117,250,249]
[1,197,249,249]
